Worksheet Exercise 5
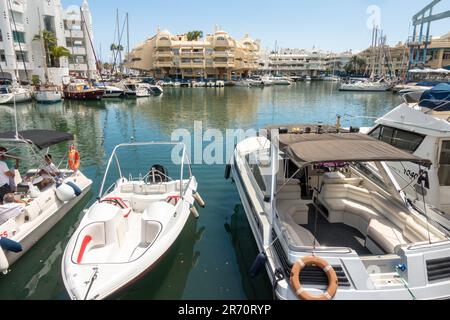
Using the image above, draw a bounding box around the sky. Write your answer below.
[62,0,450,61]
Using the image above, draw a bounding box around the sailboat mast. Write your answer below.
[37,6,49,83]
[127,13,130,75]
[116,9,121,73]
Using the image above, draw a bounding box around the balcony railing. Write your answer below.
[407,35,433,45]
[67,47,86,55]
[65,30,84,39]
[155,51,173,58]
[156,40,172,47]
[69,63,88,71]
[155,61,173,68]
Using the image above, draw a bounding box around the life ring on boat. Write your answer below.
[68,146,80,171]
[290,256,338,301]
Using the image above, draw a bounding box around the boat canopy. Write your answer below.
[0,130,74,149]
[419,83,450,110]
[264,127,431,168]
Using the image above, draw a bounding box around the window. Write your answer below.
[439,141,450,186]
[10,10,23,24]
[369,125,425,153]
[12,31,25,43]
[245,153,267,193]
[443,51,450,60]
[15,51,28,62]
[172,49,179,55]
[43,15,55,33]
[0,50,6,63]
[0,29,3,42]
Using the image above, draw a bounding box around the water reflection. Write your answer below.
[225,204,273,300]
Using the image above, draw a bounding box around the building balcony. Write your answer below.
[214,40,229,48]
[213,62,233,68]
[65,30,84,39]
[69,63,88,71]
[67,47,86,55]
[155,61,173,68]
[14,42,27,51]
[10,2,25,13]
[16,62,32,70]
[155,51,173,58]
[11,22,25,32]
[156,40,172,48]
[213,51,234,58]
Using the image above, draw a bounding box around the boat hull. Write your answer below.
[0,92,33,104]
[35,91,63,104]
[63,90,104,100]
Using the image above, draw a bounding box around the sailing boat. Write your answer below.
[34,8,62,104]
[0,0,33,104]
[339,28,392,92]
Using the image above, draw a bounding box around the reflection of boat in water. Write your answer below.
[225,204,273,300]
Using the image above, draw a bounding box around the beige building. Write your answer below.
[357,42,409,77]
[409,32,450,69]
[125,28,260,80]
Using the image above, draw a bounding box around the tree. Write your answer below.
[33,30,70,69]
[187,30,203,41]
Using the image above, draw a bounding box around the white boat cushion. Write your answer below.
[367,218,408,253]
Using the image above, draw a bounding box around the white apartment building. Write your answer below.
[258,48,352,77]
[0,0,97,85]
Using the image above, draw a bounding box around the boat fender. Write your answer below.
[0,249,8,274]
[250,252,267,278]
[0,237,23,253]
[190,205,199,219]
[56,183,76,202]
[224,164,231,180]
[193,192,205,208]
[66,181,82,197]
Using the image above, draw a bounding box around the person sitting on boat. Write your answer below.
[0,147,16,203]
[0,193,25,225]
[39,154,60,178]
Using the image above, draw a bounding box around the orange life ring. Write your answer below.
[290,256,338,300]
[68,146,80,171]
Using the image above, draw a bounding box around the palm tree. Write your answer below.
[33,30,57,70]
[187,31,203,41]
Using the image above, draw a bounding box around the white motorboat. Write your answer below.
[94,82,124,98]
[270,76,292,85]
[116,80,149,98]
[228,125,450,300]
[339,78,392,92]
[215,80,225,88]
[357,84,450,223]
[147,84,164,96]
[0,86,33,105]
[0,130,92,274]
[35,85,63,103]
[61,142,203,300]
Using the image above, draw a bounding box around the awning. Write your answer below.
[264,124,348,146]
[0,130,74,149]
[270,132,431,168]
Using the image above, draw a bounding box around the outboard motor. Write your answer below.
[149,165,169,183]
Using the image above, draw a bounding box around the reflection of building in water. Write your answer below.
[226,204,272,300]
[118,216,204,300]
[135,88,262,136]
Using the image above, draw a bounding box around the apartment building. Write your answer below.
[0,0,96,84]
[408,32,450,69]
[257,48,351,77]
[125,27,260,80]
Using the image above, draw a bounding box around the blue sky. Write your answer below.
[63,0,449,60]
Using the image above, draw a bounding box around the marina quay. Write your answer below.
[1,0,450,306]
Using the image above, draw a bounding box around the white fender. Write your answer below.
[0,249,9,274]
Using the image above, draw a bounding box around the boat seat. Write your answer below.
[322,172,362,186]
[277,202,318,247]
[367,218,407,254]
[133,184,167,195]
[276,199,309,225]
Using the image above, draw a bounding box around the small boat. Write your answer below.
[0,130,92,274]
[270,76,292,85]
[62,142,203,300]
[0,85,33,105]
[146,84,164,96]
[63,81,104,100]
[35,85,63,104]
[94,82,124,98]
[215,80,225,87]
[339,78,392,92]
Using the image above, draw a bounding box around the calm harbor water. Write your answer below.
[0,82,401,300]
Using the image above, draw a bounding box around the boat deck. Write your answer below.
[302,207,371,255]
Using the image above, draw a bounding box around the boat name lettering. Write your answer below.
[404,169,419,181]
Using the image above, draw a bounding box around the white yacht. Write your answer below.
[228,125,450,300]
[62,142,202,300]
[359,84,450,223]
[339,78,392,92]
[35,85,63,104]
[94,82,124,98]
[0,86,33,105]
[270,76,292,86]
[0,130,92,274]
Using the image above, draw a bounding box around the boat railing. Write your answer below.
[98,141,192,200]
